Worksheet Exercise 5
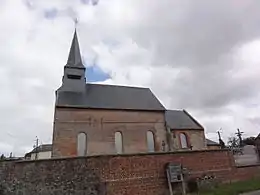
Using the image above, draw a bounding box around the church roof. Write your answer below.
[57,29,165,111]
[56,83,166,111]
[66,30,85,69]
[165,110,203,130]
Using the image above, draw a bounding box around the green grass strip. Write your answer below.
[196,178,260,195]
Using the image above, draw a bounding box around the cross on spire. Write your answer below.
[74,17,79,29]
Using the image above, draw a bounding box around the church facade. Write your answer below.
[52,30,207,158]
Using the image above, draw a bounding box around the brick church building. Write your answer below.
[52,30,207,158]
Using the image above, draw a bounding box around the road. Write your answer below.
[240,190,260,195]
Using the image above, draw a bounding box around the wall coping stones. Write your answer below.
[1,149,230,164]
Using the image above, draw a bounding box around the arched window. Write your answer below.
[180,133,188,148]
[147,131,155,152]
[115,132,123,154]
[77,133,87,156]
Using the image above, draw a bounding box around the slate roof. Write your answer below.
[25,144,52,158]
[66,30,85,69]
[206,139,220,146]
[56,84,166,111]
[31,144,52,153]
[165,110,203,130]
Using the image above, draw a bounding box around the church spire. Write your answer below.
[66,29,84,68]
[59,29,86,93]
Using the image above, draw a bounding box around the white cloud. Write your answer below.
[1,0,260,156]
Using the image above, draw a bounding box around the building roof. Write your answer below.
[31,144,52,153]
[206,139,220,146]
[2,157,24,161]
[56,29,165,111]
[66,29,85,69]
[56,84,166,111]
[25,144,52,158]
[165,110,203,130]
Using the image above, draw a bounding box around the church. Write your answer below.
[51,30,207,158]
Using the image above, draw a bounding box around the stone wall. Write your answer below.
[52,108,167,157]
[232,164,260,182]
[1,150,257,195]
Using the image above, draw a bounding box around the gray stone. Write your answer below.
[0,159,104,195]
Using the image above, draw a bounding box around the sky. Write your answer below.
[1,0,260,156]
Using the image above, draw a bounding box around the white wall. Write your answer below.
[30,151,51,160]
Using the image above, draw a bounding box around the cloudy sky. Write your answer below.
[1,0,260,156]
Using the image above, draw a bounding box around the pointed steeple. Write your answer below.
[58,29,86,93]
[66,29,84,68]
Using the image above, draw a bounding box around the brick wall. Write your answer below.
[232,165,260,182]
[1,150,258,195]
[52,108,167,157]
[207,145,221,150]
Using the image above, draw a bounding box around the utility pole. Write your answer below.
[217,129,221,140]
[235,128,244,147]
[217,128,225,149]
[34,136,39,160]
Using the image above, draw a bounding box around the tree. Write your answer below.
[0,154,5,161]
[219,139,226,149]
[242,137,256,146]
[217,130,226,149]
[228,137,243,155]
[228,137,239,148]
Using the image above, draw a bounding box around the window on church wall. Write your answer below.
[77,133,87,156]
[180,133,188,148]
[115,132,123,154]
[147,131,155,152]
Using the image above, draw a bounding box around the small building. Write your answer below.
[165,110,206,151]
[25,144,52,160]
[206,139,221,150]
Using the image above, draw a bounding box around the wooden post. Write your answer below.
[166,169,173,195]
[181,173,186,195]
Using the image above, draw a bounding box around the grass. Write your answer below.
[196,178,260,195]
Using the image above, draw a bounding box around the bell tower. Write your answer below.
[60,29,86,92]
